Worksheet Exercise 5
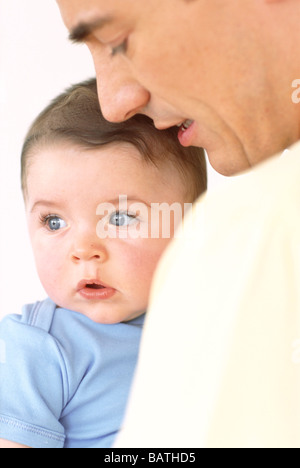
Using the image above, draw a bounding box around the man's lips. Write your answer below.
[154,119,196,147]
[177,120,196,147]
[76,279,116,300]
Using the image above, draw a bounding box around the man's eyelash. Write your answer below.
[111,39,128,57]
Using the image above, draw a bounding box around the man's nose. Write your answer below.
[94,58,150,123]
[98,78,150,123]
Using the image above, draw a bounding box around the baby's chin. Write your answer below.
[55,298,145,325]
[76,308,145,325]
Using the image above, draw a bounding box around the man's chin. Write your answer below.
[206,147,252,177]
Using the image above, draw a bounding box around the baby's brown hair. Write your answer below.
[21,78,207,200]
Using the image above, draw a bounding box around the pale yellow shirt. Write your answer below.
[116,142,300,448]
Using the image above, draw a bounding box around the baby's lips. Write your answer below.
[77,278,110,291]
[76,278,117,301]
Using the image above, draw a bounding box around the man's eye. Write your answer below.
[41,215,67,231]
[111,39,128,57]
[109,211,136,227]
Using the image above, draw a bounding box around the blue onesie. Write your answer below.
[0,298,145,448]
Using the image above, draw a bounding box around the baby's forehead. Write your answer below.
[29,139,180,176]
[26,140,187,201]
[24,134,199,214]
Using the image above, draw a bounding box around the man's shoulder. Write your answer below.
[245,144,300,203]
[199,143,300,230]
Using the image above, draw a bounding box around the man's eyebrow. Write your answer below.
[69,16,114,44]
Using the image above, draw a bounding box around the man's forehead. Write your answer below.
[56,0,110,29]
[56,0,124,29]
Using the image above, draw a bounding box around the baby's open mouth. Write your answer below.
[85,283,105,289]
[76,279,116,301]
[77,279,107,290]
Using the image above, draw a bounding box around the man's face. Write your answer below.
[56,0,294,176]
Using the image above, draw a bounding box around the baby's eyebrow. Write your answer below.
[107,196,151,208]
[29,200,62,213]
[69,16,114,44]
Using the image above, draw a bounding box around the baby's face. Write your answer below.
[26,142,187,324]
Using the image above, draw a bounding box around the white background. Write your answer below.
[0,0,227,320]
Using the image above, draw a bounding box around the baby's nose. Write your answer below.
[70,241,108,264]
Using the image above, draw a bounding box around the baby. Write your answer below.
[0,79,207,448]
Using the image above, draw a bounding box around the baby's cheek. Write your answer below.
[121,239,169,290]
[34,246,66,296]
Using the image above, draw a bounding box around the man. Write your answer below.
[56,0,300,447]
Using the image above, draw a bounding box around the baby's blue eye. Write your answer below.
[109,211,136,227]
[45,216,67,231]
